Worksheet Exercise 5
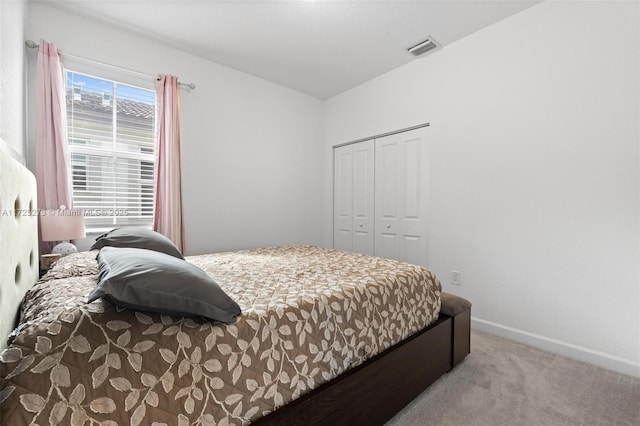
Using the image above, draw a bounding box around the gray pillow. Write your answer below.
[87,247,241,323]
[90,227,184,259]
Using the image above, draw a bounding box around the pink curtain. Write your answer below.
[154,75,185,252]
[36,40,73,252]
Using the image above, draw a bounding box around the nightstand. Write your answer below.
[40,253,62,277]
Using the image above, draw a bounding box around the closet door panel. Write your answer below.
[375,138,401,260]
[377,232,400,261]
[334,146,353,252]
[333,140,374,255]
[401,235,422,266]
[352,140,374,255]
[399,138,426,237]
[375,127,428,266]
[402,137,421,222]
[400,129,428,266]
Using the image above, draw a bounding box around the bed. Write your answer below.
[0,143,471,425]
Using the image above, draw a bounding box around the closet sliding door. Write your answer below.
[333,126,427,265]
[374,127,428,266]
[333,140,374,255]
[334,145,354,252]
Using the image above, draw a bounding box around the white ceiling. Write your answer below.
[47,0,541,99]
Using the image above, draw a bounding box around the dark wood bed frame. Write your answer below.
[256,307,471,425]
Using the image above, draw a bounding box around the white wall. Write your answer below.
[0,0,26,156]
[26,2,324,255]
[324,1,640,376]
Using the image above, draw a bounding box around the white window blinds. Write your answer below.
[65,70,156,229]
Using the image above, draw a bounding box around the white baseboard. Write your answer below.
[471,317,640,378]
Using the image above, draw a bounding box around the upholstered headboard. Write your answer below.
[0,140,39,352]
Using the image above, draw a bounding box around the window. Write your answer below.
[71,153,87,191]
[65,70,156,229]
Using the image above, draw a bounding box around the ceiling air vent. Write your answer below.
[407,37,440,57]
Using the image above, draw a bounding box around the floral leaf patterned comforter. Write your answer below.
[0,245,441,425]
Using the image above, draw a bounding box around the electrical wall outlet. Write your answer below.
[451,270,461,285]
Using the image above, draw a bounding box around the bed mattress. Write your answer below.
[0,245,441,425]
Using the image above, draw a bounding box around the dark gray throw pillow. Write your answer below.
[90,227,184,259]
[87,247,241,323]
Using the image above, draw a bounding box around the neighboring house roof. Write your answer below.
[66,89,155,120]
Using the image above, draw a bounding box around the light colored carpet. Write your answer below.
[386,330,640,426]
